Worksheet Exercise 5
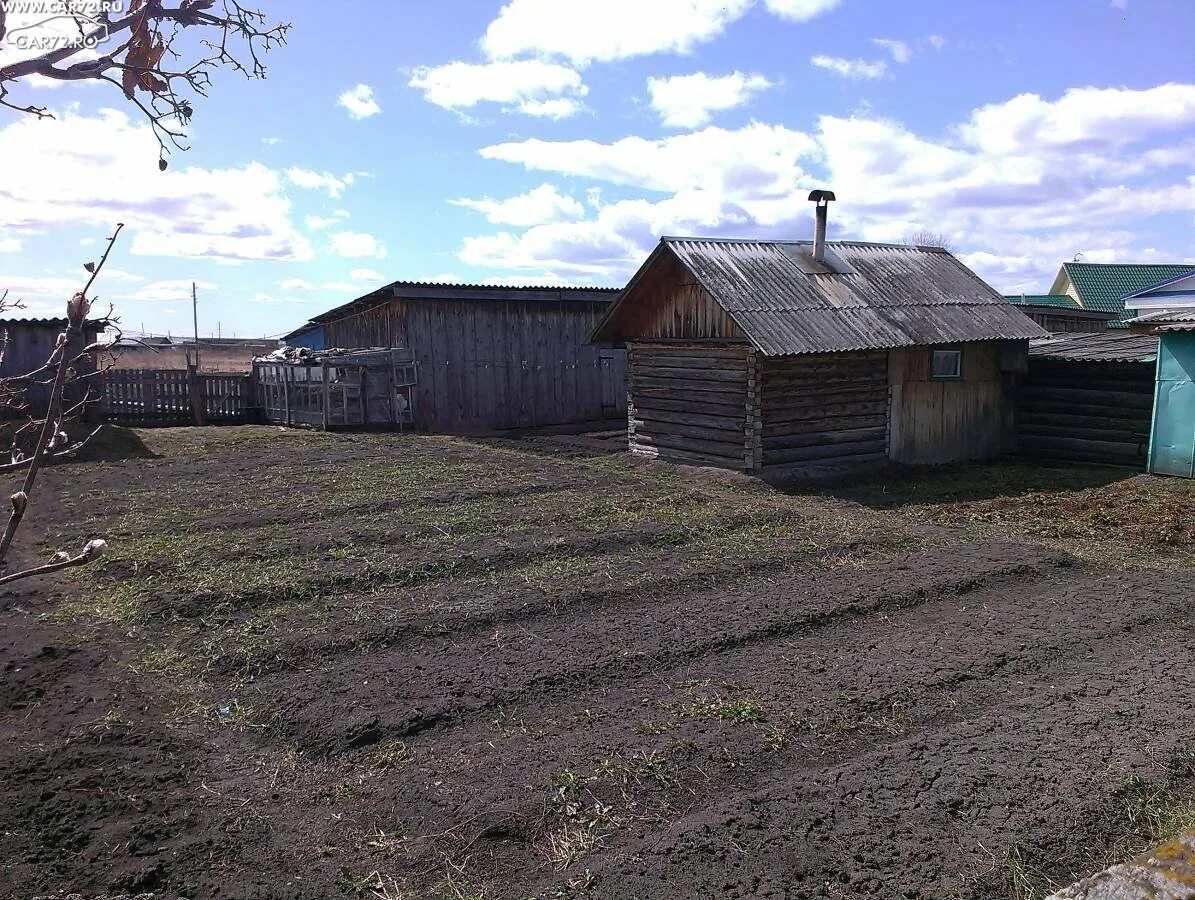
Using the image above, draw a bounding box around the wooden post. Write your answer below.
[186,350,206,427]
[321,361,330,430]
[282,365,291,426]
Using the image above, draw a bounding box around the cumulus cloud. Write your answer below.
[460,83,1195,290]
[648,71,774,128]
[871,38,911,63]
[450,183,585,226]
[0,237,22,253]
[330,231,387,259]
[764,0,843,22]
[338,84,381,120]
[0,108,312,263]
[408,60,587,119]
[481,0,754,65]
[286,168,354,198]
[350,268,386,282]
[810,55,888,80]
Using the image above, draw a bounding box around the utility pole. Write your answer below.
[192,281,201,370]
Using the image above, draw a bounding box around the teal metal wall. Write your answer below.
[1148,331,1195,477]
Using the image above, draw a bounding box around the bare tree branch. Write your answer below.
[0,2,289,164]
[0,223,125,585]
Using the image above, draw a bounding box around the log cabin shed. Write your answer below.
[592,218,1047,474]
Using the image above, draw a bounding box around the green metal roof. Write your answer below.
[1063,263,1195,327]
[1004,294,1079,309]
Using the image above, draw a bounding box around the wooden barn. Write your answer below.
[288,282,626,433]
[590,198,1047,474]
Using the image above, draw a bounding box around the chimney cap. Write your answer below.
[808,189,836,203]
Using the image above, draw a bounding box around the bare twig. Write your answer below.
[0,224,124,584]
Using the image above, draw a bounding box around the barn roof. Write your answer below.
[1029,331,1158,363]
[594,238,1046,356]
[306,280,620,327]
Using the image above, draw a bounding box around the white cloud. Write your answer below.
[286,168,354,198]
[0,237,21,253]
[460,83,1195,290]
[338,84,381,120]
[278,278,316,292]
[409,60,587,118]
[481,122,818,196]
[330,231,387,259]
[960,83,1195,155]
[871,38,911,63]
[927,34,946,50]
[249,293,305,304]
[262,136,282,145]
[481,0,754,65]
[350,268,386,283]
[648,71,774,128]
[0,109,313,264]
[450,183,584,226]
[810,55,888,80]
[134,279,218,302]
[517,98,585,119]
[764,0,843,21]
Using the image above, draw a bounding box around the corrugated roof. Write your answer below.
[0,317,70,327]
[599,238,1045,356]
[1062,263,1195,326]
[308,280,620,326]
[1126,309,1195,333]
[1005,294,1080,309]
[1029,331,1158,363]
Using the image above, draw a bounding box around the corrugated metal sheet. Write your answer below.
[307,281,620,327]
[646,238,1046,356]
[1127,309,1195,331]
[1029,331,1158,363]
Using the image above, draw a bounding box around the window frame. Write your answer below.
[929,347,964,381]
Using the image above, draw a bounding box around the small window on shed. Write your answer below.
[929,348,963,380]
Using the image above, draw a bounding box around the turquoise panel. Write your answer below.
[1149,332,1195,477]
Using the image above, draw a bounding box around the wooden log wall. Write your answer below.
[628,342,751,469]
[324,298,627,432]
[1018,359,1155,467]
[758,352,889,470]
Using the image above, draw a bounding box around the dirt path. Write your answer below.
[1,428,1192,899]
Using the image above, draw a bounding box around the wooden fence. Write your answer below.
[103,369,257,427]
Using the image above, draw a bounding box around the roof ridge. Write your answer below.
[662,236,927,251]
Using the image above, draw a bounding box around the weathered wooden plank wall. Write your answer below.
[323,298,626,432]
[1018,359,1154,467]
[888,343,1015,465]
[0,321,100,418]
[616,252,745,341]
[628,342,751,468]
[759,351,889,470]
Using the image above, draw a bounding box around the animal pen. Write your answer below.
[253,348,418,429]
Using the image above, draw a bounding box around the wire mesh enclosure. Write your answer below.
[254,348,417,430]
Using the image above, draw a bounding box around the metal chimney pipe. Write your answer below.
[808,189,836,263]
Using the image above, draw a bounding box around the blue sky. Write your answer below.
[1,0,1194,338]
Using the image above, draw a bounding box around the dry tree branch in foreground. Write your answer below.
[0,0,289,166]
[0,224,128,587]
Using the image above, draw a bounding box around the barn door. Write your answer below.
[599,348,627,419]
